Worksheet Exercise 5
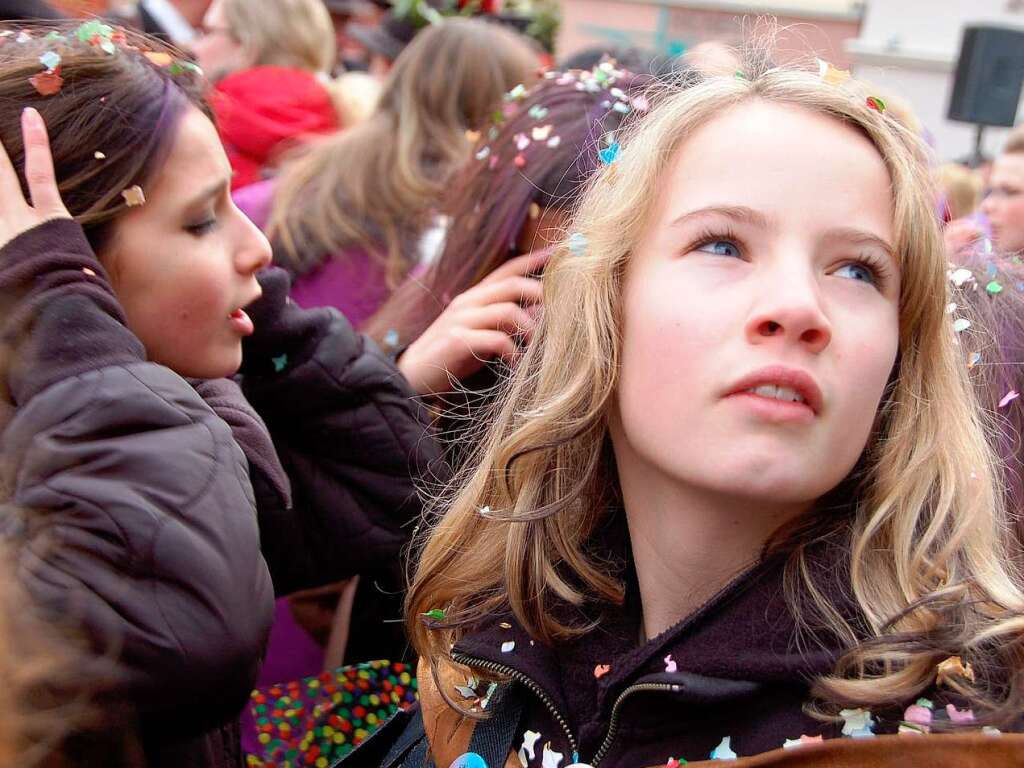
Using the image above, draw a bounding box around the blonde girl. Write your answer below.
[349,53,1024,767]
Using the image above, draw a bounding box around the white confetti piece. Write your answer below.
[950,268,973,287]
[541,743,563,768]
[518,730,541,767]
[709,736,737,760]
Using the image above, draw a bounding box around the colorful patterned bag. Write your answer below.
[245,660,418,768]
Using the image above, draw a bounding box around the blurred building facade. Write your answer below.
[557,0,1024,160]
[851,0,1024,160]
[557,0,863,68]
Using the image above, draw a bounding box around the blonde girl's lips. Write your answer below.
[228,308,254,336]
[725,391,816,424]
[723,365,824,423]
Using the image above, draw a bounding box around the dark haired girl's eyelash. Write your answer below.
[185,217,218,236]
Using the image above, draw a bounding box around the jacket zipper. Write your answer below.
[590,683,679,767]
[452,651,580,761]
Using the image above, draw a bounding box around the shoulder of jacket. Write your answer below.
[416,657,520,768]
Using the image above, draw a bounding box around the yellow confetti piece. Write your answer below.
[817,58,851,85]
[143,51,173,67]
[121,185,146,206]
[936,655,975,686]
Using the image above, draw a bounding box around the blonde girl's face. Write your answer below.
[612,100,900,506]
[192,0,249,81]
[103,107,272,379]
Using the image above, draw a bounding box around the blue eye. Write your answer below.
[696,240,740,257]
[834,262,876,284]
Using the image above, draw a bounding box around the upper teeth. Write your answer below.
[747,385,806,403]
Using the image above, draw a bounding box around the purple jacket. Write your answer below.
[233,180,391,327]
[0,219,442,767]
[0,220,275,768]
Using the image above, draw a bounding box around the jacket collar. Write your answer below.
[450,537,852,730]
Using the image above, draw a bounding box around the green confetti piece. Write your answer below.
[75,20,114,43]
[987,280,1004,294]
[422,608,446,621]
[272,354,288,372]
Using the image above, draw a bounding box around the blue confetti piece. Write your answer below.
[987,262,997,278]
[568,232,588,257]
[449,753,487,768]
[39,51,61,71]
[384,329,400,348]
[599,141,621,165]
[271,354,288,372]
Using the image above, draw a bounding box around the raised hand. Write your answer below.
[0,108,71,250]
[398,249,548,396]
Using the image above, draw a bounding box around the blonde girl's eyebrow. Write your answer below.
[669,205,772,230]
[823,227,895,260]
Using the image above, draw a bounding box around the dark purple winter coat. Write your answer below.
[0,219,440,767]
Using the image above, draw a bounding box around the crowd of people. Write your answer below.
[0,1,1023,767]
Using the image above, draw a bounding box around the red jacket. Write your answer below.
[212,66,340,190]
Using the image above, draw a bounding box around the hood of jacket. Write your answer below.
[443,533,971,765]
[212,66,339,189]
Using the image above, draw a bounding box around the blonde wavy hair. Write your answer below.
[407,54,1024,723]
[221,0,335,74]
[266,18,537,286]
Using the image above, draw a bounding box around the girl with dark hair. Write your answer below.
[365,64,650,434]
[0,23,434,768]
[949,254,1024,567]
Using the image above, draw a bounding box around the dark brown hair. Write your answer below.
[364,65,651,346]
[0,22,210,254]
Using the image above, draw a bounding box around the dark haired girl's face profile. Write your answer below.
[102,106,272,379]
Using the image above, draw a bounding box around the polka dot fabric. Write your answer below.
[244,660,418,768]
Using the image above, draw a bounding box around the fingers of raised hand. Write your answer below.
[21,108,68,220]
[456,328,518,370]
[485,248,552,283]
[460,302,536,339]
[453,276,543,311]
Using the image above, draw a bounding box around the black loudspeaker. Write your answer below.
[948,25,1024,127]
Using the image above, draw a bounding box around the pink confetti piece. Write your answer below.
[664,654,677,673]
[999,390,1019,408]
[946,703,975,724]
